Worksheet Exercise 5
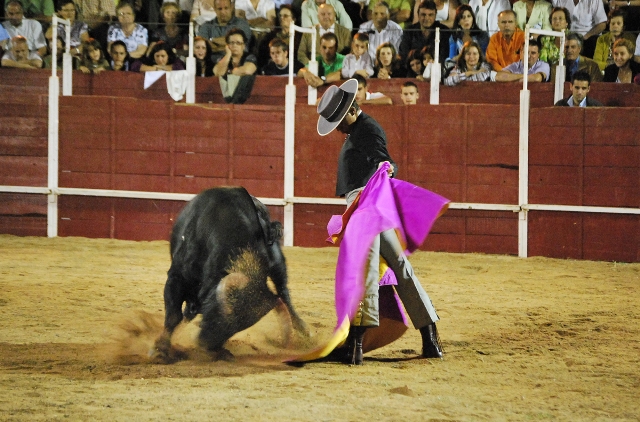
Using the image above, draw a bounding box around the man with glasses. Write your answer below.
[198,0,252,60]
[2,0,47,57]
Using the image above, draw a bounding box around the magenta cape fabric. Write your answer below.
[327,164,450,328]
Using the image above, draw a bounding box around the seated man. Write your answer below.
[562,32,603,84]
[354,73,393,104]
[486,9,525,72]
[262,38,304,75]
[366,0,412,28]
[1,35,43,69]
[555,70,603,107]
[2,0,47,57]
[300,0,353,30]
[399,0,449,64]
[297,3,352,66]
[198,0,252,60]
[494,38,550,82]
[400,81,419,104]
[298,32,345,88]
[359,1,403,62]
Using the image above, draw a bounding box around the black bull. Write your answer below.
[153,187,308,359]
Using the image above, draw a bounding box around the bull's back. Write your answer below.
[170,187,264,264]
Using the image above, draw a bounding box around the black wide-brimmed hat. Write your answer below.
[316,79,358,136]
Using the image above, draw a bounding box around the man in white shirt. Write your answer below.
[468,0,511,36]
[551,0,606,58]
[2,0,47,57]
[300,0,353,30]
[358,1,403,62]
[297,3,352,65]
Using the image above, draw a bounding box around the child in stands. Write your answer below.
[79,38,110,74]
[341,32,374,79]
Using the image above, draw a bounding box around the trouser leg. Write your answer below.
[379,229,439,329]
[346,188,379,327]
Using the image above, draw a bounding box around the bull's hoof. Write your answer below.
[149,345,188,364]
[214,348,235,362]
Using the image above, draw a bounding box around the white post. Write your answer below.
[519,29,530,258]
[430,27,440,104]
[528,27,566,105]
[61,17,72,95]
[186,22,196,103]
[554,33,566,104]
[48,28,61,237]
[308,27,318,105]
[518,90,530,258]
[282,22,302,246]
[283,82,296,246]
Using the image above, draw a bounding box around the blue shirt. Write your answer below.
[503,59,550,81]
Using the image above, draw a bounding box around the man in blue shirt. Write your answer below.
[494,38,550,83]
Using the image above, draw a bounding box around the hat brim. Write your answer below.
[317,79,358,136]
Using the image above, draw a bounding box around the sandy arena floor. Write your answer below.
[0,235,638,421]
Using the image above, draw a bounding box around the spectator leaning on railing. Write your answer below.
[493,37,550,82]
[1,35,43,68]
[2,0,47,57]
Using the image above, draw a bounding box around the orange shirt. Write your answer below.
[486,29,525,71]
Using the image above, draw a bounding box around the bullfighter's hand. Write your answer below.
[378,161,393,177]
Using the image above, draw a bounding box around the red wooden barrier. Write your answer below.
[0,69,637,261]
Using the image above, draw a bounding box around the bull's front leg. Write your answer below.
[267,244,310,337]
[152,267,187,362]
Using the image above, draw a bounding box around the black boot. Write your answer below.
[351,326,367,365]
[420,323,443,359]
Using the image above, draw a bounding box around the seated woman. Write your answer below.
[194,36,215,77]
[405,48,425,79]
[149,2,188,59]
[78,38,110,73]
[109,40,132,71]
[603,38,640,83]
[539,7,570,66]
[213,28,257,77]
[107,2,148,60]
[594,10,637,72]
[448,5,489,64]
[444,41,492,86]
[132,42,186,72]
[372,42,406,79]
[51,0,89,57]
[512,0,552,34]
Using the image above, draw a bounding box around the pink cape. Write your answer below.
[328,164,450,331]
[287,164,449,362]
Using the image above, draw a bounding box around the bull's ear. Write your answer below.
[269,221,283,244]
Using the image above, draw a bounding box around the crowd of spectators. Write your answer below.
[2,0,640,98]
